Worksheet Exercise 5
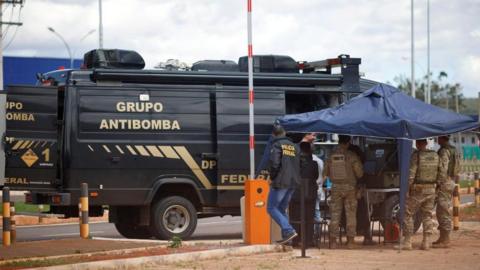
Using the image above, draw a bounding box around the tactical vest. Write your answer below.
[415,150,439,184]
[329,148,357,187]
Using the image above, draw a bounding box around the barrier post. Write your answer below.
[2,187,11,246]
[10,201,16,243]
[79,183,89,239]
[475,177,480,208]
[452,175,460,231]
[244,179,270,244]
[38,205,44,223]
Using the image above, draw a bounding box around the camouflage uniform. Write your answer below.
[433,144,459,248]
[403,149,448,249]
[436,144,458,232]
[324,145,363,240]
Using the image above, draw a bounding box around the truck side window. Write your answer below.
[285,93,340,114]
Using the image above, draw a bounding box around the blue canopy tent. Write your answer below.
[265,83,479,236]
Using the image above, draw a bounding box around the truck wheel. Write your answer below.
[383,194,421,234]
[114,222,152,239]
[151,196,197,240]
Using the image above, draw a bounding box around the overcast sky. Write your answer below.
[3,0,479,96]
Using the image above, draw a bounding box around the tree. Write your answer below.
[393,71,465,112]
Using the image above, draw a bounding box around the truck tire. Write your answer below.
[383,194,421,234]
[151,196,197,240]
[114,222,152,239]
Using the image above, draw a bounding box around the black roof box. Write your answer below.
[191,60,239,72]
[84,49,145,69]
[238,55,298,73]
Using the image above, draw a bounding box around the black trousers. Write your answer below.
[356,196,372,239]
[289,191,317,247]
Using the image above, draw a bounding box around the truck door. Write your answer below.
[215,89,285,207]
[3,85,59,191]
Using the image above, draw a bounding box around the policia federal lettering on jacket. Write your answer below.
[266,125,301,244]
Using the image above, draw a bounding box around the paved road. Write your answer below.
[1,194,474,242]
[4,216,243,242]
[460,193,474,204]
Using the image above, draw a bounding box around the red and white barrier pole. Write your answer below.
[247,0,255,179]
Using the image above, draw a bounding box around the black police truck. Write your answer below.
[3,49,407,240]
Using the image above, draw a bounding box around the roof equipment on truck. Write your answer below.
[83,49,145,69]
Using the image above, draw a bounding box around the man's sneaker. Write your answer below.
[277,231,298,245]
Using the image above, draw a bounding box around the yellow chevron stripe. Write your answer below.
[115,145,125,154]
[103,145,111,153]
[88,145,94,152]
[174,146,213,189]
[126,145,137,155]
[146,145,163,157]
[135,145,150,156]
[217,185,244,190]
[12,140,23,150]
[19,140,30,149]
[33,141,42,148]
[26,141,35,148]
[159,146,180,159]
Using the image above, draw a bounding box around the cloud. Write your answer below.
[3,0,479,96]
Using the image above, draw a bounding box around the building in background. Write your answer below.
[3,56,82,88]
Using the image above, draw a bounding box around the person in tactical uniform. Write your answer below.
[324,135,364,249]
[399,139,448,250]
[349,143,375,246]
[433,135,459,248]
[267,125,301,244]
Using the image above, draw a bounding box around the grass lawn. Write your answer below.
[459,179,478,188]
[0,202,50,215]
[460,204,480,221]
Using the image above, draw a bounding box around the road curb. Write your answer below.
[92,236,243,246]
[31,244,284,270]
[0,244,164,267]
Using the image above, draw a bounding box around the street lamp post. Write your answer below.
[48,28,96,69]
[72,29,96,65]
[47,27,73,69]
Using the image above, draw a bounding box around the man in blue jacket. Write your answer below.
[267,124,301,244]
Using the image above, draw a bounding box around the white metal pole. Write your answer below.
[411,0,416,98]
[0,1,4,89]
[99,0,103,48]
[427,0,431,104]
[0,0,5,185]
[247,0,255,179]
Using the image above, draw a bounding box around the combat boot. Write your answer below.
[394,236,412,250]
[329,237,337,249]
[433,230,450,248]
[432,230,445,246]
[421,234,431,250]
[346,237,355,249]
